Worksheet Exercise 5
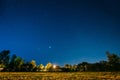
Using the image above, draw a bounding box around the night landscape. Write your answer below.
[0,0,120,80]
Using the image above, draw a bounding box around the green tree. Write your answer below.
[27,60,37,71]
[8,55,24,71]
[30,60,36,68]
[45,63,53,71]
[15,57,24,71]
[37,64,44,71]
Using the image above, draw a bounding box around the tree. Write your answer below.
[0,50,10,71]
[53,65,61,71]
[77,62,88,72]
[21,62,30,72]
[0,50,10,66]
[72,64,77,71]
[62,64,72,72]
[0,63,5,71]
[21,60,37,72]
[37,64,44,71]
[8,54,17,71]
[8,55,24,71]
[106,51,120,71]
[14,57,24,71]
[65,64,70,68]
[99,60,108,71]
[28,60,37,71]
[30,60,36,68]
[45,63,53,71]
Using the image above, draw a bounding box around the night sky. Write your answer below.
[0,0,120,66]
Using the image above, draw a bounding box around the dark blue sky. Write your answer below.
[0,0,120,66]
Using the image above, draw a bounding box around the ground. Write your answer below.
[0,72,120,80]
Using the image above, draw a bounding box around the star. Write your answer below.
[49,46,51,49]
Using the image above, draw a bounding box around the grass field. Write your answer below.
[0,72,120,80]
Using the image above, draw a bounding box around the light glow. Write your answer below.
[53,65,56,69]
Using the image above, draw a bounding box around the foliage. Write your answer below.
[106,51,120,71]
[0,50,10,67]
[0,50,120,72]
[37,64,44,71]
[45,63,53,71]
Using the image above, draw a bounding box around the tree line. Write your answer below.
[0,50,120,72]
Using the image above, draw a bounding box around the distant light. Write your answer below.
[53,65,56,69]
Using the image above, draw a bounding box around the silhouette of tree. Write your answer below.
[62,64,72,72]
[26,60,37,72]
[77,62,88,72]
[99,60,108,71]
[0,50,10,71]
[14,57,24,71]
[106,51,120,71]
[0,50,10,66]
[8,54,17,71]
[8,55,24,71]
[72,64,77,71]
[0,50,120,72]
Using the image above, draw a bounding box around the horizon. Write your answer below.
[0,0,120,66]
[0,48,118,66]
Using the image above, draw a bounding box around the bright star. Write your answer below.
[49,46,51,49]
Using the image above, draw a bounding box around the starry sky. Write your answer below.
[0,0,120,66]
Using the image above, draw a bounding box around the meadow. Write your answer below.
[0,72,120,80]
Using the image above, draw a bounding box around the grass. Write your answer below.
[0,72,120,80]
